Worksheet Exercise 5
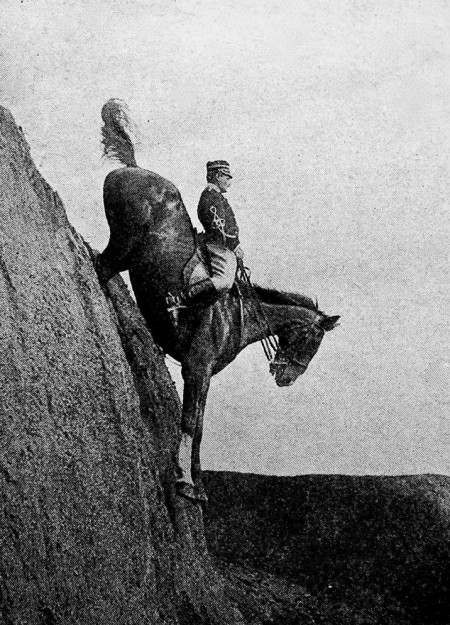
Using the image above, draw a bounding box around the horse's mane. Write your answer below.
[251,284,318,312]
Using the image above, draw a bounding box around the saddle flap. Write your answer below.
[182,235,210,289]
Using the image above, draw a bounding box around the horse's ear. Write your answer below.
[321,315,340,331]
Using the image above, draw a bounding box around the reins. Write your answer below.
[237,262,325,374]
[237,261,279,364]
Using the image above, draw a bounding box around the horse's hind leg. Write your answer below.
[97,191,151,283]
[97,222,144,283]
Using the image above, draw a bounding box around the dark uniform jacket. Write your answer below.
[197,185,240,251]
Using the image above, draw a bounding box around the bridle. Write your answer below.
[269,312,324,374]
[237,262,323,374]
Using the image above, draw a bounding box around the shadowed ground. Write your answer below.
[204,472,450,625]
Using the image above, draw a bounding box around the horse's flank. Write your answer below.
[100,166,196,291]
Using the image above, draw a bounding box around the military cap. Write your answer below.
[207,160,233,178]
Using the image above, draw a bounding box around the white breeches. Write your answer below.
[187,242,237,292]
[206,243,237,291]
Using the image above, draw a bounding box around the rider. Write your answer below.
[168,160,244,322]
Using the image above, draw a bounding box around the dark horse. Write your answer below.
[96,100,339,501]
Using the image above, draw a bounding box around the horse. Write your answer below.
[95,99,340,502]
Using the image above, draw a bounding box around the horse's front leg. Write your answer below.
[176,364,212,501]
[191,388,209,502]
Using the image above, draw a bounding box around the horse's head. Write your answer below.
[270,312,340,387]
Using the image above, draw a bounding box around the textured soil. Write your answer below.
[204,472,450,625]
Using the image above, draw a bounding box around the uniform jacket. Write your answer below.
[197,184,240,251]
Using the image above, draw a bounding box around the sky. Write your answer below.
[1,0,449,475]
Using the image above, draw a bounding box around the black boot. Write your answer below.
[184,279,219,308]
[166,279,219,327]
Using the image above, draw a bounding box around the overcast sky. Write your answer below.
[2,0,449,475]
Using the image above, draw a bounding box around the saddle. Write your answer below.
[182,232,211,291]
[166,233,250,333]
[181,232,241,290]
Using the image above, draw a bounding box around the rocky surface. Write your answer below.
[0,105,241,625]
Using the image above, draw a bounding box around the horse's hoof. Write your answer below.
[176,480,197,502]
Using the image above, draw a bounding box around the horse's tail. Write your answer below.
[101,99,138,167]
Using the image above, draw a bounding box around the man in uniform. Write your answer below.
[168,160,244,322]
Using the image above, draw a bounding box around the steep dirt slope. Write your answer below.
[0,105,246,625]
[204,472,450,625]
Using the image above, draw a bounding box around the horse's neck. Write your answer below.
[242,301,308,348]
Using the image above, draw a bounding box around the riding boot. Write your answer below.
[166,279,219,327]
[184,278,219,308]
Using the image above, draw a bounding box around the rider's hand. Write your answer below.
[235,246,244,260]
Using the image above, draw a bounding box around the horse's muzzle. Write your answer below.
[276,376,295,387]
[271,361,307,387]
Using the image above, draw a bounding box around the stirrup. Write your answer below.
[166,292,187,327]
